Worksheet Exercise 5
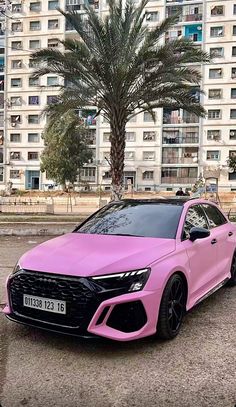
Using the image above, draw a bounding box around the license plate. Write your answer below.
[23,295,66,315]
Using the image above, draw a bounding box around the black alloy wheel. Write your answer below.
[157,274,186,340]
[228,252,236,286]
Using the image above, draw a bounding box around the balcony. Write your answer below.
[163,112,199,125]
[183,13,202,22]
[161,177,196,184]
[162,135,199,144]
[162,156,198,164]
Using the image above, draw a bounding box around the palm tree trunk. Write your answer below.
[110,119,126,201]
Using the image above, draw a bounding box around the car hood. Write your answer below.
[19,233,176,277]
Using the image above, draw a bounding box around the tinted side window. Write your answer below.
[202,204,227,228]
[183,205,208,239]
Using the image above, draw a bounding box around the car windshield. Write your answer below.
[75,202,183,239]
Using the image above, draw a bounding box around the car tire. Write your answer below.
[156,274,186,340]
[228,252,236,286]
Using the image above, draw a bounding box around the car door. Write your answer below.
[201,203,236,281]
[181,204,218,306]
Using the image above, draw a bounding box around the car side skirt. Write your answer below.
[194,277,230,306]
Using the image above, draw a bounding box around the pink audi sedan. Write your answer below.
[4,198,236,341]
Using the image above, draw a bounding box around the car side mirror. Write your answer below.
[189,227,210,242]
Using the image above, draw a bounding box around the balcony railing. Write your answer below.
[161,177,197,184]
[162,136,199,144]
[183,13,202,22]
[163,115,199,124]
[162,157,198,164]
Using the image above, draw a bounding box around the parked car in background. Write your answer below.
[4,198,236,341]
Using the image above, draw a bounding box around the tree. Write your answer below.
[32,0,209,200]
[40,111,92,189]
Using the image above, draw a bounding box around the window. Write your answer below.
[10,170,20,179]
[144,112,155,122]
[143,171,154,180]
[47,95,58,104]
[234,5,236,14]
[29,59,38,68]
[230,109,236,119]
[10,151,21,160]
[210,26,224,37]
[28,152,39,160]
[208,109,221,119]
[0,166,3,182]
[209,68,222,79]
[232,68,236,78]
[232,47,236,56]
[145,12,159,22]
[28,133,40,142]
[11,60,22,69]
[124,151,135,160]
[143,131,156,141]
[11,115,21,125]
[48,19,59,29]
[48,1,59,10]
[233,26,236,36]
[206,150,220,160]
[12,3,22,12]
[29,40,40,49]
[47,76,59,86]
[208,89,222,99]
[211,5,224,16]
[48,39,59,48]
[231,89,236,99]
[128,115,137,122]
[183,205,208,240]
[126,132,136,142]
[207,130,221,141]
[10,133,21,142]
[11,78,22,87]
[28,115,39,124]
[28,96,40,105]
[11,22,22,32]
[11,41,22,50]
[143,151,155,160]
[29,77,39,86]
[30,21,41,30]
[229,129,236,140]
[30,2,41,11]
[202,204,227,228]
[10,96,22,106]
[210,47,224,58]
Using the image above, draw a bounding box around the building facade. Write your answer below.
[0,0,235,192]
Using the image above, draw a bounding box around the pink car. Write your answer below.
[4,198,236,341]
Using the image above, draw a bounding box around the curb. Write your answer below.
[0,222,81,236]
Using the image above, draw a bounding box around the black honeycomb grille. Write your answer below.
[9,271,101,330]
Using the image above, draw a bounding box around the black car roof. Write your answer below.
[113,198,191,206]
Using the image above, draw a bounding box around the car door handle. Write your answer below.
[228,231,233,236]
[211,239,217,245]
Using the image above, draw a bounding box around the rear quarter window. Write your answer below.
[201,204,227,228]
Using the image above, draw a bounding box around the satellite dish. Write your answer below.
[228,167,234,173]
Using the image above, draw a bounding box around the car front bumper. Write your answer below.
[4,270,161,341]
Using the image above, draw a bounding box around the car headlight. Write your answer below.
[91,268,150,292]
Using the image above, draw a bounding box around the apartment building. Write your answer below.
[0,0,235,192]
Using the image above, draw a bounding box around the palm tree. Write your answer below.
[32,0,209,200]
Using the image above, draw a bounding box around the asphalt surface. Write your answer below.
[0,236,235,407]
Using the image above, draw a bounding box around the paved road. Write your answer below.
[0,237,235,407]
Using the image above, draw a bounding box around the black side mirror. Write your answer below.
[189,227,210,242]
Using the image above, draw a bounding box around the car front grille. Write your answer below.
[8,271,101,332]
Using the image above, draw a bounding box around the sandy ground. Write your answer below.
[0,236,235,407]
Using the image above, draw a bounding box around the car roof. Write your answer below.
[114,197,192,206]
[113,198,220,207]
